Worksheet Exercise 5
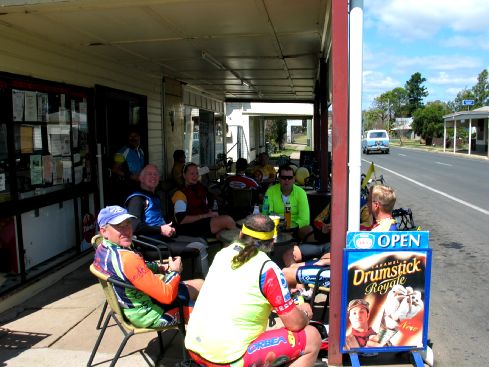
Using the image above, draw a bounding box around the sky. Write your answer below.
[362,0,489,110]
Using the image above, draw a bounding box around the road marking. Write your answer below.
[435,162,452,166]
[398,153,407,157]
[367,161,489,216]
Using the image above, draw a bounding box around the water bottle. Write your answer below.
[261,195,269,215]
[284,200,291,230]
[212,199,219,212]
[252,204,260,215]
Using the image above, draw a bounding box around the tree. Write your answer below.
[448,88,474,112]
[472,69,489,107]
[412,101,451,144]
[265,118,287,151]
[405,72,428,115]
[363,108,385,131]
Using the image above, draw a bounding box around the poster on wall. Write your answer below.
[341,231,431,353]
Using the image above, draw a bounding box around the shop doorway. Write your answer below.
[95,85,147,206]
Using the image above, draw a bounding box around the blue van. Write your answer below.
[362,129,389,154]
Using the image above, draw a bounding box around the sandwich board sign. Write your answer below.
[340,231,432,367]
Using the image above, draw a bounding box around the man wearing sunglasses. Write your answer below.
[265,165,314,264]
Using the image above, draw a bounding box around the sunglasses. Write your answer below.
[280,175,294,180]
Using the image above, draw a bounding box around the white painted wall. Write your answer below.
[0,24,165,169]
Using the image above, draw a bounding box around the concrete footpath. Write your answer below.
[0,256,426,367]
[0,257,187,367]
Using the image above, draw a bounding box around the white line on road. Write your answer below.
[435,162,452,166]
[398,153,407,157]
[367,161,489,216]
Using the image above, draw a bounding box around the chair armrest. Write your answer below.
[133,236,170,262]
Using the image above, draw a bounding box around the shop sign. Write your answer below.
[341,231,431,354]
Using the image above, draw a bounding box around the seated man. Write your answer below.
[93,205,203,328]
[126,164,209,277]
[265,164,315,265]
[367,184,398,231]
[225,158,259,190]
[172,162,236,239]
[251,152,276,185]
[185,214,321,367]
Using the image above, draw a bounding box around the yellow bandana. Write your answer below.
[241,224,274,240]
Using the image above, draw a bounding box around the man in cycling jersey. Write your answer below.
[185,214,321,367]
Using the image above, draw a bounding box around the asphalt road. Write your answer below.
[361,147,489,367]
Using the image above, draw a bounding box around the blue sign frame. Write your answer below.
[341,231,432,354]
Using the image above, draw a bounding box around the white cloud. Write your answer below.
[441,35,489,52]
[429,72,477,86]
[395,55,482,71]
[366,0,489,40]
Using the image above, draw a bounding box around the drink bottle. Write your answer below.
[284,201,291,230]
[252,204,260,215]
[261,195,269,215]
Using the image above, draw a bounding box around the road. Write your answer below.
[361,147,489,366]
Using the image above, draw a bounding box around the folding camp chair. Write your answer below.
[87,264,187,367]
[91,234,169,330]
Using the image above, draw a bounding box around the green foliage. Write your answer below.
[448,69,489,111]
[448,88,474,112]
[412,101,451,142]
[405,72,428,115]
[265,118,287,150]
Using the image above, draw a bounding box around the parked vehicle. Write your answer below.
[362,129,389,154]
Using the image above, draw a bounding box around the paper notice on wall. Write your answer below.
[72,123,79,148]
[53,157,64,184]
[79,100,87,124]
[0,173,5,191]
[12,90,25,121]
[63,159,72,183]
[42,155,53,184]
[24,91,38,121]
[30,154,42,185]
[37,93,48,122]
[33,126,42,150]
[20,125,34,154]
[74,165,83,184]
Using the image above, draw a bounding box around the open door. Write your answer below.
[95,85,147,206]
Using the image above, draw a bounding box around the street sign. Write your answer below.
[463,99,475,106]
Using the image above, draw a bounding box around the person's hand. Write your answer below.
[161,223,176,237]
[321,223,331,234]
[168,256,183,274]
[298,303,313,320]
[208,211,219,218]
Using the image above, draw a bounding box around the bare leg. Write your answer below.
[289,325,321,367]
[283,245,304,267]
[183,278,204,301]
[210,215,236,234]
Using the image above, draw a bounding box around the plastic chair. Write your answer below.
[87,264,187,367]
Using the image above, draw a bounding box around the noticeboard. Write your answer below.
[341,231,431,353]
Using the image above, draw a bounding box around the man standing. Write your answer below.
[93,205,202,328]
[185,214,320,367]
[112,130,145,184]
[110,130,145,203]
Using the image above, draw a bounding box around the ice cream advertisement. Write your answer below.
[341,231,431,353]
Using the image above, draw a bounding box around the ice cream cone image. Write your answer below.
[378,285,424,345]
